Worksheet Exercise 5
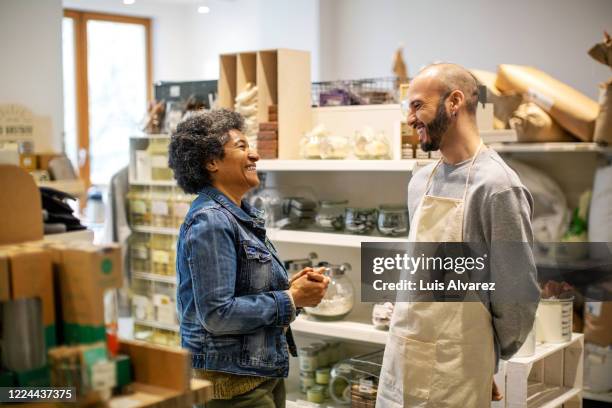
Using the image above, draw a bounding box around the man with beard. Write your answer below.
[376,63,539,407]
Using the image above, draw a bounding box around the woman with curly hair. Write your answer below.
[169,109,328,408]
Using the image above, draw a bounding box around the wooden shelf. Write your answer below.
[268,228,407,248]
[490,142,612,154]
[134,318,179,332]
[291,314,388,345]
[133,271,176,284]
[509,334,583,366]
[257,159,432,172]
[129,178,177,186]
[44,229,94,243]
[132,225,179,235]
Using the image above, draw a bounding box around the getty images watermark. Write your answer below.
[360,242,612,303]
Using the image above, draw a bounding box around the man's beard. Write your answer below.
[420,98,451,152]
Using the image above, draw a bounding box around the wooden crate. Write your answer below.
[493,333,584,408]
[218,49,312,159]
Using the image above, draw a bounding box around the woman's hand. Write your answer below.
[290,267,326,286]
[290,268,329,308]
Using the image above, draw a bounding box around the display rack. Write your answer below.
[219,49,312,159]
[501,334,584,408]
[291,314,388,345]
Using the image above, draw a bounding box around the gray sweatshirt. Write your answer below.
[407,147,540,364]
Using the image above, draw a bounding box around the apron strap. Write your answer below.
[424,159,443,195]
[462,141,484,202]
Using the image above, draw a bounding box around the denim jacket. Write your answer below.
[176,186,297,377]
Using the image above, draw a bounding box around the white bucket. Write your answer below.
[535,297,573,343]
[584,343,612,393]
[515,325,536,357]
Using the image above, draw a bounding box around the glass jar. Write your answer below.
[372,302,394,330]
[345,207,377,234]
[148,138,173,181]
[315,200,348,231]
[320,134,350,159]
[129,233,150,272]
[150,187,173,228]
[354,129,391,160]
[311,342,329,367]
[316,367,331,385]
[327,341,342,364]
[305,263,354,320]
[298,346,318,372]
[377,205,409,236]
[307,385,326,404]
[127,186,151,226]
[150,234,176,276]
[300,133,323,159]
[300,371,316,393]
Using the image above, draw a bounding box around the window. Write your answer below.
[62,10,152,186]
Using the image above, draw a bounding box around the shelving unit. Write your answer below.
[258,158,431,172]
[44,228,94,243]
[133,270,176,284]
[490,142,612,154]
[292,315,388,345]
[218,49,312,159]
[502,334,584,408]
[134,318,179,332]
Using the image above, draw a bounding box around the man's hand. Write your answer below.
[289,269,329,308]
[492,379,503,401]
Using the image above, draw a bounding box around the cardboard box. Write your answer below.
[0,245,56,348]
[257,130,278,141]
[259,122,278,131]
[56,243,123,344]
[495,64,599,141]
[119,340,191,392]
[0,165,44,245]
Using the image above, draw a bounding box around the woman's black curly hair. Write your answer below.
[168,109,244,194]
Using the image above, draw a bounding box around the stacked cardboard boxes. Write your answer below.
[257,105,279,159]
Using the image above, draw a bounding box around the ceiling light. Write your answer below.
[198,5,210,14]
[123,0,135,4]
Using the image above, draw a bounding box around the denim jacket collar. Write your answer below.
[201,185,266,231]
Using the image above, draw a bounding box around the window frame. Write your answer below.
[63,9,152,187]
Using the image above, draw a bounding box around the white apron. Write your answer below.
[376,143,495,408]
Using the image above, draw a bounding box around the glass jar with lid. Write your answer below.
[315,200,348,231]
[377,205,409,236]
[345,207,377,234]
[354,128,391,160]
[298,346,319,372]
[305,262,354,320]
[319,134,350,159]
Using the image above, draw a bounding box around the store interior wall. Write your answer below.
[318,0,612,100]
[3,0,611,154]
[0,0,64,152]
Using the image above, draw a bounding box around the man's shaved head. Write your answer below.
[417,63,480,114]
[405,62,481,152]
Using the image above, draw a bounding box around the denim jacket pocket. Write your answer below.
[242,242,272,292]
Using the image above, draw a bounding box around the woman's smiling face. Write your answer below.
[210,129,260,193]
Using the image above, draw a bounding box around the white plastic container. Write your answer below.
[535,297,573,343]
[584,343,612,393]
